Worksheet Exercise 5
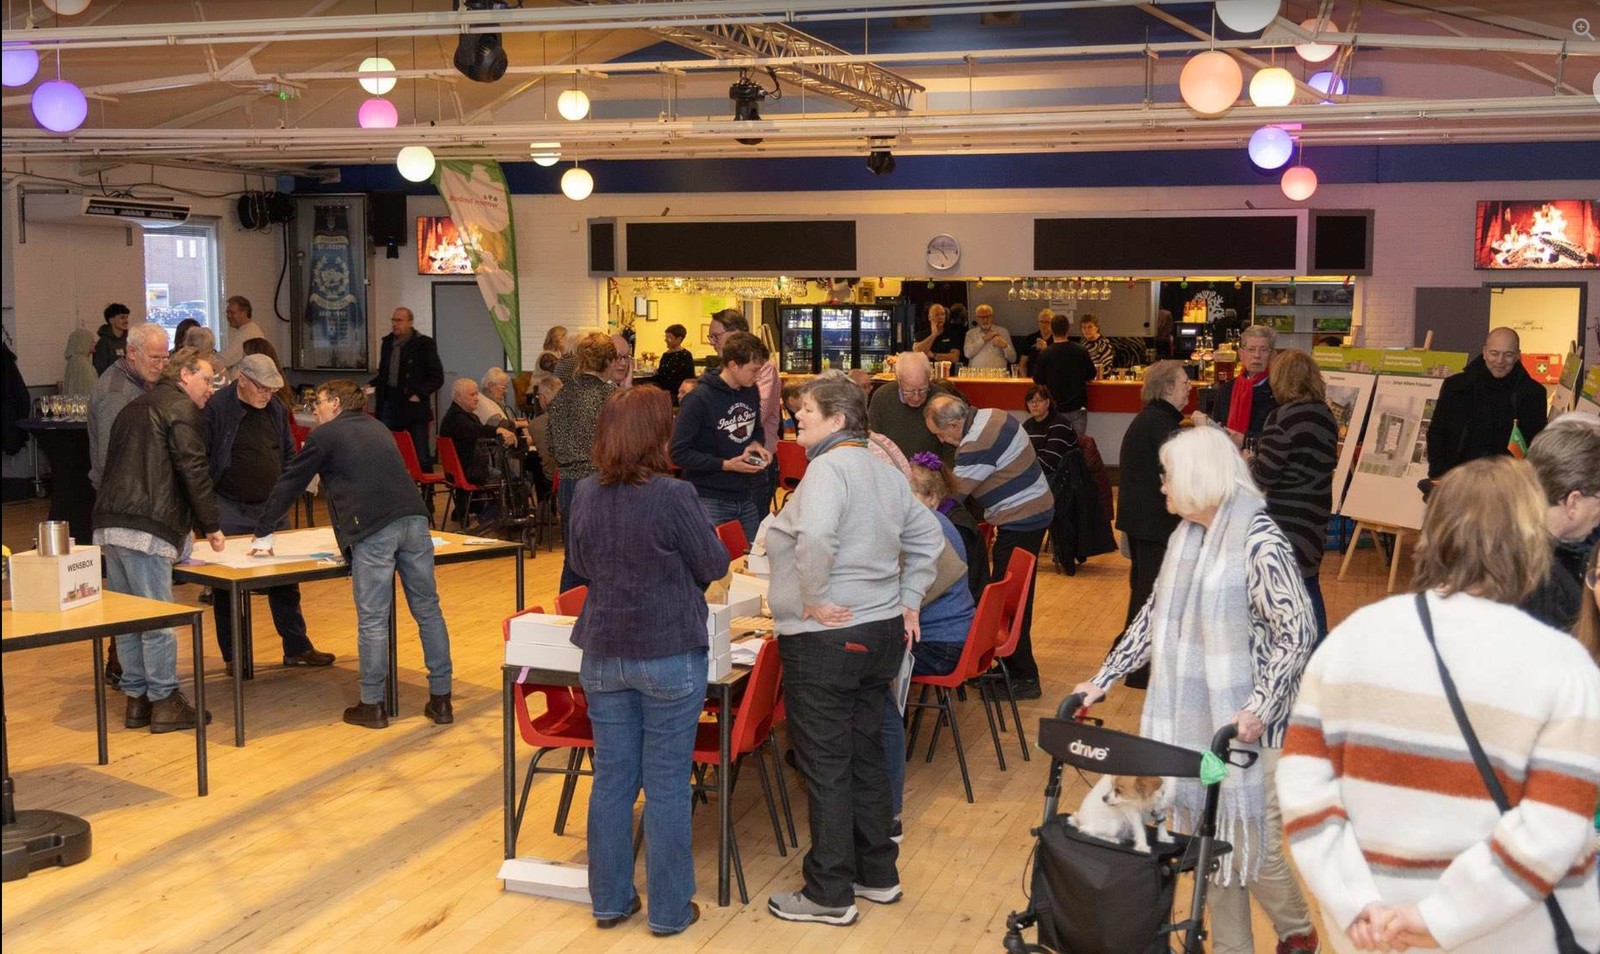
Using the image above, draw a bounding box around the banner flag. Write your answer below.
[433,159,522,373]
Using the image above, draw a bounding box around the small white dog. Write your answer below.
[1069,775,1174,852]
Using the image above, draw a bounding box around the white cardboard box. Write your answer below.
[506,613,579,647]
[8,547,103,613]
[708,650,734,681]
[504,641,583,672]
[498,857,591,904]
[744,552,771,577]
[709,629,731,658]
[705,602,732,637]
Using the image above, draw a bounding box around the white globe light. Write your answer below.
[42,0,92,15]
[358,97,398,129]
[1248,126,1294,169]
[561,166,594,201]
[1179,50,1243,116]
[1307,70,1346,101]
[1248,66,1295,108]
[1214,0,1281,34]
[557,88,590,121]
[2,46,40,88]
[1281,165,1319,201]
[31,79,87,132]
[1593,70,1600,105]
[529,141,561,167]
[1296,19,1340,64]
[396,145,436,183]
[358,56,397,96]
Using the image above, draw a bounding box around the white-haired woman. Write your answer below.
[476,367,526,432]
[1071,425,1319,954]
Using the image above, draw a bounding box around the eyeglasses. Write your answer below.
[900,387,929,400]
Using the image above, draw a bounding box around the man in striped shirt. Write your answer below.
[925,393,1054,698]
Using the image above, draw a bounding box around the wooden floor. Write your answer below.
[1,497,1404,952]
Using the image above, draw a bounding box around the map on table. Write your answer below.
[197,528,450,570]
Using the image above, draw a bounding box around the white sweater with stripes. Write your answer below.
[1278,591,1600,953]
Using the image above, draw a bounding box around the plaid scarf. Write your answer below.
[1140,486,1268,885]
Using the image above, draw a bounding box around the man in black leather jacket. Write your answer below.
[370,306,444,468]
[1426,327,1548,479]
[93,347,226,734]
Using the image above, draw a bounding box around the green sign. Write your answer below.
[433,159,523,373]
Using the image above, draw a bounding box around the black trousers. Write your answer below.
[1117,535,1168,689]
[992,525,1047,681]
[778,618,903,908]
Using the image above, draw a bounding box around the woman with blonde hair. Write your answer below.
[1279,456,1600,953]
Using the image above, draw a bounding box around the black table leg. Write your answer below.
[514,548,525,611]
[91,637,107,766]
[192,614,207,797]
[503,666,516,859]
[385,574,399,718]
[241,590,256,681]
[231,582,245,747]
[717,680,733,906]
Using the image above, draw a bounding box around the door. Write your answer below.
[431,281,508,426]
[1413,287,1491,352]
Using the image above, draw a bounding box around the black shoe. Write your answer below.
[284,648,336,668]
[1009,678,1042,701]
[343,701,389,729]
[424,693,454,725]
[124,694,151,729]
[104,659,123,689]
[651,901,701,937]
[596,895,641,930]
[224,661,235,679]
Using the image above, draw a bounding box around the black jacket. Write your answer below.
[92,322,126,376]
[439,402,502,484]
[1116,399,1184,543]
[1425,356,1548,479]
[1207,372,1278,440]
[1032,339,1098,412]
[370,332,444,427]
[255,409,429,551]
[1521,538,1587,633]
[203,382,294,483]
[2,342,28,456]
[93,380,222,549]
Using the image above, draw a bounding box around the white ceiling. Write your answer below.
[2,0,1597,176]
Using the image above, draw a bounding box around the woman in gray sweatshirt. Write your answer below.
[763,374,944,927]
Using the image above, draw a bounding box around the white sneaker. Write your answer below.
[851,882,904,905]
[767,890,860,925]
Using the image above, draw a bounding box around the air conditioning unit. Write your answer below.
[27,192,191,229]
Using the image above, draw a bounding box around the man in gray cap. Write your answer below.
[202,353,334,676]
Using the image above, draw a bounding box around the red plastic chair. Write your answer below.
[393,430,448,529]
[978,521,997,555]
[774,439,807,509]
[905,580,1008,803]
[715,520,748,561]
[287,420,317,527]
[690,638,793,902]
[437,436,495,531]
[978,548,1036,763]
[504,605,595,847]
[555,586,587,617]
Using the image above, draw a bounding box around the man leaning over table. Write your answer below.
[248,379,454,731]
[202,353,335,678]
[93,347,226,734]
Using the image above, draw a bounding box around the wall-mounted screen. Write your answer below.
[1474,200,1599,270]
[417,215,474,275]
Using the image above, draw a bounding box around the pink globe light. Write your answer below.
[358,97,398,129]
[1307,70,1346,101]
[31,79,87,132]
[2,46,40,88]
[1281,165,1319,201]
[1295,18,1340,63]
[1248,125,1294,170]
[1178,50,1244,116]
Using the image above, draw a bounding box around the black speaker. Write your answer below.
[368,191,408,249]
[588,219,616,275]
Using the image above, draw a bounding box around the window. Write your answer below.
[144,222,220,349]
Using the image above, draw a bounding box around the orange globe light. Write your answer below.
[1296,18,1340,63]
[1179,51,1244,116]
[1281,165,1319,201]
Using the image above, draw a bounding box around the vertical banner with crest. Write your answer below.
[303,201,368,369]
[433,159,522,373]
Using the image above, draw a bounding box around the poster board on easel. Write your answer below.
[1338,374,1447,532]
[1323,370,1377,515]
[1576,366,1600,417]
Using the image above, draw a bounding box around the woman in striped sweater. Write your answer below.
[1279,457,1600,953]
[1250,350,1339,640]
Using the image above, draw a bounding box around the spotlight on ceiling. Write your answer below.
[453,0,509,83]
[729,69,775,145]
[865,140,896,176]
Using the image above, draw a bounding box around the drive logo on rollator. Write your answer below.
[1068,739,1109,761]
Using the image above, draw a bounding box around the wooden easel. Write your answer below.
[1338,520,1410,593]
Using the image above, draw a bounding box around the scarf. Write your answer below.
[1225,370,1269,434]
[1140,486,1267,885]
[804,429,867,461]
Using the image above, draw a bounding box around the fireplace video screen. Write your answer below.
[1474,200,1599,270]
[417,216,474,275]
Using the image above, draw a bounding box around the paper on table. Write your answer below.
[729,638,763,666]
[202,527,343,569]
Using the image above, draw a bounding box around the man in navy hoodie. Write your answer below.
[671,331,773,543]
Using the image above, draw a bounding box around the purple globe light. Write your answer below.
[1248,125,1295,170]
[32,79,87,132]
[358,97,398,129]
[2,46,40,88]
[1308,70,1347,101]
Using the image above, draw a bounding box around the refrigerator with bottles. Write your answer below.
[775,303,908,374]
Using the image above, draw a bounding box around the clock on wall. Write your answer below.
[925,233,961,272]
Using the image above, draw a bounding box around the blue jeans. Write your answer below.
[557,475,586,594]
[104,544,180,701]
[349,515,452,704]
[697,494,761,549]
[1305,573,1328,647]
[580,649,708,933]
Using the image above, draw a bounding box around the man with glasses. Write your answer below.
[868,351,956,462]
[1426,326,1548,480]
[203,354,335,677]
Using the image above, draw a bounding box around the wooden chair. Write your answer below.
[904,580,1008,803]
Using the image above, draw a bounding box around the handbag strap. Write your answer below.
[1414,592,1586,953]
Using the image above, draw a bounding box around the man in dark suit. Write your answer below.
[1425,326,1549,480]
[371,306,444,468]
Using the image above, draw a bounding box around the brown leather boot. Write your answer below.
[149,692,212,734]
[343,701,389,729]
[124,694,151,729]
[423,693,453,725]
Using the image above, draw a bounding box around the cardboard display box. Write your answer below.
[8,546,103,613]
